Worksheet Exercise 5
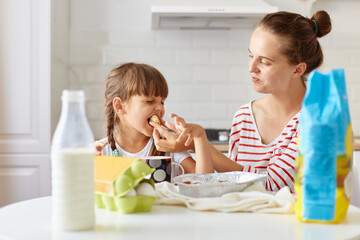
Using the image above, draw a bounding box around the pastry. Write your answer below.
[149,114,162,125]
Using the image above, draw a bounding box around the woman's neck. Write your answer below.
[267,78,306,116]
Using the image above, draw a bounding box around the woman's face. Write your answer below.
[248,27,299,94]
[119,94,165,137]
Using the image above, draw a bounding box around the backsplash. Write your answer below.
[52,0,360,139]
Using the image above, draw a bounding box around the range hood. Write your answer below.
[151,0,278,30]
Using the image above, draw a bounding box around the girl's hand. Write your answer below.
[95,141,108,155]
[151,122,190,152]
[151,113,205,151]
[151,115,193,152]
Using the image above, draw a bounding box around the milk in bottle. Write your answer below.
[51,90,95,231]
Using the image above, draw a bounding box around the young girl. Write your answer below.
[96,62,213,174]
[151,10,332,192]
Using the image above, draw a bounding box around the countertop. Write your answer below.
[354,138,360,151]
[212,143,229,152]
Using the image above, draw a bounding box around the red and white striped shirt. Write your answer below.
[228,102,299,192]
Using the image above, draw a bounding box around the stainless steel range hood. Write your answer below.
[151,0,278,30]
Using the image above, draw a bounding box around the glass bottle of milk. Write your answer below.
[51,90,95,231]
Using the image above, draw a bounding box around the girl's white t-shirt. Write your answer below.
[98,137,190,164]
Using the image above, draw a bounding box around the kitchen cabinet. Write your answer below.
[0,0,51,206]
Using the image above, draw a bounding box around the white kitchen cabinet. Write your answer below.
[0,0,51,206]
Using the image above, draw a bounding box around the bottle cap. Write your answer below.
[62,90,85,101]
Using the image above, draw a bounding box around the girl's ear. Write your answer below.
[113,97,126,114]
[293,62,307,79]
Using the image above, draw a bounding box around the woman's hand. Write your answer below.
[151,114,194,152]
[170,113,206,146]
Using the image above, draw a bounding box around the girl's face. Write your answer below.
[248,27,300,94]
[120,94,165,137]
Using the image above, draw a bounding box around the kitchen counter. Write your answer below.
[354,138,360,151]
[212,143,228,152]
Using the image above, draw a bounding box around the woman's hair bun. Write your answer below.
[311,10,332,38]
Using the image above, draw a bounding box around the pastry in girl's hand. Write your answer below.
[149,114,162,125]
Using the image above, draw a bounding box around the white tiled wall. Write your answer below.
[52,0,360,139]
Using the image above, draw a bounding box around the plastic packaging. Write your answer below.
[294,69,353,223]
[51,90,95,231]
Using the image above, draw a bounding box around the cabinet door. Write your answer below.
[0,0,51,206]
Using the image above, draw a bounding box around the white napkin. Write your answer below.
[154,181,294,214]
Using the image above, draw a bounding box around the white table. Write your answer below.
[0,197,360,240]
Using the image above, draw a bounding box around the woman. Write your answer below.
[151,10,332,192]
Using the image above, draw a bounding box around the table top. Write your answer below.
[1,196,360,240]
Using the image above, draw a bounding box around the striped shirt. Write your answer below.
[228,102,300,192]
